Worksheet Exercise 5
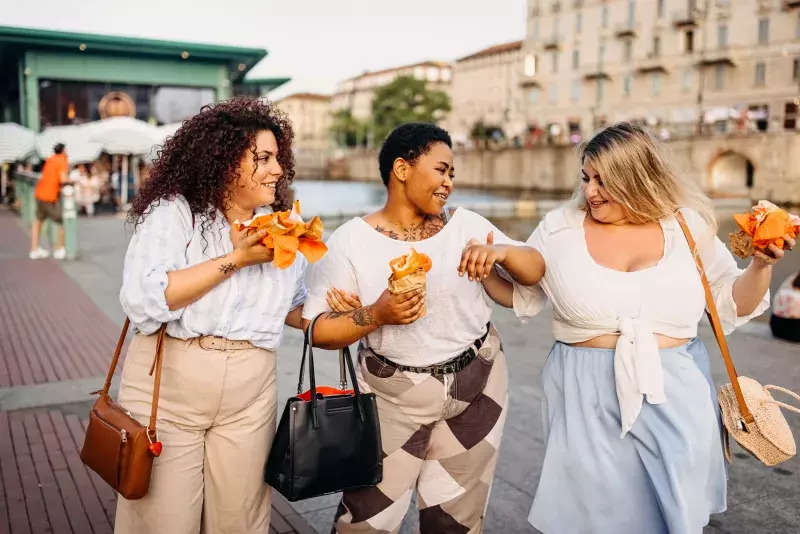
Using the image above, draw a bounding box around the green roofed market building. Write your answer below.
[0,26,290,131]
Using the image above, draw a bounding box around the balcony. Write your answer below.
[673,9,701,29]
[615,22,639,39]
[783,0,800,9]
[519,78,542,88]
[573,0,584,7]
[696,49,737,68]
[636,54,669,75]
[542,36,562,51]
[583,64,612,81]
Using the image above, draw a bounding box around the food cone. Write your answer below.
[388,270,428,318]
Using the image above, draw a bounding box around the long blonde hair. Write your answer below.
[572,122,717,230]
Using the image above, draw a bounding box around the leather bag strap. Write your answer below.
[146,325,168,436]
[675,212,754,425]
[101,318,131,395]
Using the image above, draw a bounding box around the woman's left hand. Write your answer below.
[327,288,362,313]
[753,234,796,267]
[459,232,509,281]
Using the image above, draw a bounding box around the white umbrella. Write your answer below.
[86,117,160,155]
[36,125,103,164]
[0,122,36,164]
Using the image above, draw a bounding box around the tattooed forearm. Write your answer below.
[351,306,377,327]
[218,263,238,275]
[324,306,378,327]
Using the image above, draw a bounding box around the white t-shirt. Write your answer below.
[302,208,523,365]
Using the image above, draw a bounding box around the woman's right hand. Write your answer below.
[371,288,425,326]
[232,229,274,267]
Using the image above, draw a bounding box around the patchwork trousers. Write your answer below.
[334,326,509,534]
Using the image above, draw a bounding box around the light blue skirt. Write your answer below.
[529,338,727,534]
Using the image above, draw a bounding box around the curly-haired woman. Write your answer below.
[115,96,303,533]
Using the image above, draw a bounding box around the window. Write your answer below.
[657,0,665,18]
[553,17,560,38]
[653,36,661,57]
[652,73,661,97]
[755,62,766,86]
[714,65,725,90]
[571,80,581,102]
[718,24,728,48]
[529,88,540,105]
[572,49,580,70]
[549,83,559,104]
[601,6,609,28]
[793,57,799,82]
[758,18,769,46]
[525,54,537,76]
[599,44,606,65]
[551,52,559,73]
[796,13,800,40]
[627,0,635,26]
[685,31,694,53]
[597,79,605,102]
[576,13,583,33]
[624,41,633,63]
[682,68,693,92]
[623,75,632,96]
[533,19,540,41]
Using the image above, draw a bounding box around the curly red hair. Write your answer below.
[128,95,295,232]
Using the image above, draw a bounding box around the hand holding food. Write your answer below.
[387,248,432,318]
[729,201,799,262]
[234,200,327,269]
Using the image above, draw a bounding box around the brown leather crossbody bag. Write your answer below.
[80,318,166,500]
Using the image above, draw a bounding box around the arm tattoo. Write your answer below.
[325,306,377,327]
[218,263,238,275]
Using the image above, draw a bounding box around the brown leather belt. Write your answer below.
[194,335,255,351]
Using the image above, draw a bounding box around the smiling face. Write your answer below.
[228,129,283,210]
[580,161,630,224]
[395,141,455,216]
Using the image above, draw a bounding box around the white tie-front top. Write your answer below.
[511,205,769,437]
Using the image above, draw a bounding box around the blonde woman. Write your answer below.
[480,122,794,533]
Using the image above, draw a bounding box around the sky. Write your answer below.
[2,0,527,100]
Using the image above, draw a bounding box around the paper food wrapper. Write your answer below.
[729,200,800,259]
[388,270,427,317]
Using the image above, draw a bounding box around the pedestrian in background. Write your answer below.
[29,143,68,260]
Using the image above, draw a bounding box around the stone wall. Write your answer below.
[338,132,800,204]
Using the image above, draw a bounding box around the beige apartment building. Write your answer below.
[448,41,528,144]
[331,61,453,121]
[276,92,332,150]
[520,0,800,140]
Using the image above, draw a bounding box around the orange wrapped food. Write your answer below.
[389,248,432,280]
[234,200,328,269]
[729,201,800,259]
[387,248,431,317]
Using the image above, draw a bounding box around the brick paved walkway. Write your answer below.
[0,208,315,533]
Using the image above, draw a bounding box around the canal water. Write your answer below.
[293,179,796,317]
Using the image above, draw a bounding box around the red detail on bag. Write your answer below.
[296,387,354,402]
[148,442,163,457]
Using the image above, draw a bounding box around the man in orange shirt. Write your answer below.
[30,143,69,260]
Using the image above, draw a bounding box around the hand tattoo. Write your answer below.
[218,263,238,275]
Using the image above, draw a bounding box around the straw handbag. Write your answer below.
[677,212,800,467]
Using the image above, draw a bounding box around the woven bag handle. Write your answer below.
[675,212,754,426]
[763,385,800,414]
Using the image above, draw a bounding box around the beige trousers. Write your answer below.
[114,334,277,534]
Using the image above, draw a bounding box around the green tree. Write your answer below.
[371,75,452,144]
[330,109,366,148]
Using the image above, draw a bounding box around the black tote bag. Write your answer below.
[265,315,383,502]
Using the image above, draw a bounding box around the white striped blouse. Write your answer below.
[120,195,307,351]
